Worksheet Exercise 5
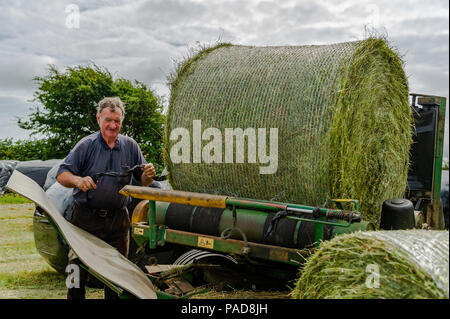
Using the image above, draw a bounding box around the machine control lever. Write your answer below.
[92,164,167,183]
[326,210,361,222]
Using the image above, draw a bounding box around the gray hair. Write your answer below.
[97,97,125,120]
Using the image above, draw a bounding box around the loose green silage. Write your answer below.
[165,38,411,226]
[291,230,448,299]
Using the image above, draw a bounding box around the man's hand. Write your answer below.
[75,176,97,192]
[141,163,156,186]
[57,171,97,192]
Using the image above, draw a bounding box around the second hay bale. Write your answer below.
[291,230,449,299]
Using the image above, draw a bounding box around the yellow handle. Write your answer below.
[120,186,227,209]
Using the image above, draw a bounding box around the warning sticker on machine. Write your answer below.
[197,236,214,249]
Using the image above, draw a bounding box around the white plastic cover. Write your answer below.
[362,229,449,298]
[45,181,74,221]
[0,160,19,195]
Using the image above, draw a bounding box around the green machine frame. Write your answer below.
[407,94,447,229]
[120,187,372,266]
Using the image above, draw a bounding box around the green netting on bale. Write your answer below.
[291,230,449,299]
[165,38,411,226]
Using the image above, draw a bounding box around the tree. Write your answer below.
[18,64,166,171]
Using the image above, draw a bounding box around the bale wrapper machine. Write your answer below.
[115,93,447,298]
[119,186,373,297]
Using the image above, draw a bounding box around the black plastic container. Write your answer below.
[380,198,415,230]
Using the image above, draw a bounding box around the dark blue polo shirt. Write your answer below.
[57,131,147,210]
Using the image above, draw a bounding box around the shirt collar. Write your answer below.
[97,131,121,151]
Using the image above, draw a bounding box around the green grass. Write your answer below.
[0,193,32,204]
[0,203,103,299]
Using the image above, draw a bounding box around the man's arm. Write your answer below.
[57,171,96,192]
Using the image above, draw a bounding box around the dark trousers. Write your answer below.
[67,203,131,299]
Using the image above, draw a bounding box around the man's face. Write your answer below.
[96,107,123,140]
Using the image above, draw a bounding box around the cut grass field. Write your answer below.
[0,198,103,299]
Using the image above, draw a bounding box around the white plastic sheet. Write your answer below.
[362,230,449,298]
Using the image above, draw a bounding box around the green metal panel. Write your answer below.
[314,216,324,247]
[431,97,446,229]
[218,208,268,241]
[155,201,169,224]
[148,200,157,248]
[165,229,307,266]
[132,224,149,248]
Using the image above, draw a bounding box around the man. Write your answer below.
[57,97,156,299]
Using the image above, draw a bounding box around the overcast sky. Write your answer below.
[0,0,448,159]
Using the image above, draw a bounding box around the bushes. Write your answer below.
[0,138,56,161]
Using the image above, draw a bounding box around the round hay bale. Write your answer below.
[165,38,412,226]
[291,230,449,299]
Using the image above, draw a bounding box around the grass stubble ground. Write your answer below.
[0,194,103,299]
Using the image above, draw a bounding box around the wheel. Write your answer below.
[173,249,238,266]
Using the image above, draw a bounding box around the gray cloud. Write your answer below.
[391,32,449,97]
[0,54,55,91]
[0,0,448,158]
[0,95,38,140]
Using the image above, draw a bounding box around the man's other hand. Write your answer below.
[142,163,156,181]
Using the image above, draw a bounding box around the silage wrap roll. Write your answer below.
[165,38,411,225]
[291,230,449,299]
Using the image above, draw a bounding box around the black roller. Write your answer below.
[380,198,415,230]
[165,203,193,231]
[261,213,298,248]
[165,204,225,235]
[191,207,224,236]
[294,215,333,249]
[164,203,334,249]
[295,215,316,249]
